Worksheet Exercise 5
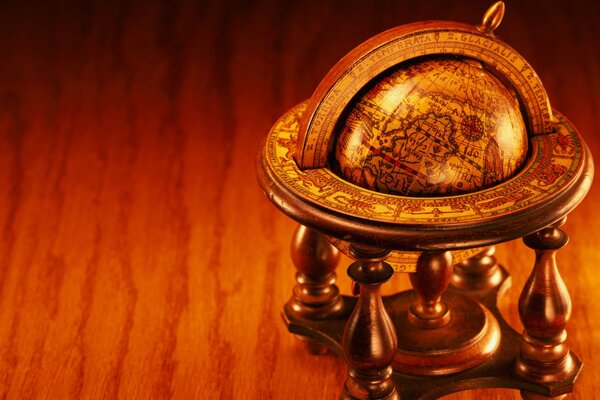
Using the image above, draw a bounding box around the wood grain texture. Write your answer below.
[0,0,598,399]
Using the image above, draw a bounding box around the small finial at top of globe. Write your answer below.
[478,1,505,35]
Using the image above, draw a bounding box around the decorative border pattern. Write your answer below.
[266,102,583,226]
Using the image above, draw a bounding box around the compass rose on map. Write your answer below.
[334,57,528,196]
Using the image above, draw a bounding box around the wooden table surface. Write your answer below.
[0,1,598,399]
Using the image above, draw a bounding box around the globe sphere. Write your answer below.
[334,56,528,196]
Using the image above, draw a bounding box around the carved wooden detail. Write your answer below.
[408,251,453,329]
[341,245,399,400]
[288,224,343,354]
[517,217,576,399]
[451,247,505,291]
[289,224,342,317]
[392,250,501,376]
[256,1,593,398]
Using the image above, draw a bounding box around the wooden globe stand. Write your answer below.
[259,153,591,398]
[257,3,594,399]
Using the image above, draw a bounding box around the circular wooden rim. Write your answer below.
[257,103,592,250]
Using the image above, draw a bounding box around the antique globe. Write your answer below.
[257,2,593,399]
[333,56,528,196]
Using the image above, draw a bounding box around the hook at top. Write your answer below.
[478,1,505,35]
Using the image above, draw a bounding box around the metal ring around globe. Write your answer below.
[258,102,592,253]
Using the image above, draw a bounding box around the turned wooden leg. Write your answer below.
[409,251,453,329]
[341,245,399,400]
[517,217,576,399]
[288,225,343,354]
[394,249,500,375]
[451,246,504,291]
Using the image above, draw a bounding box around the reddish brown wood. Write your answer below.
[289,224,342,318]
[341,245,399,400]
[288,224,343,354]
[0,1,598,399]
[255,0,593,391]
[408,251,453,328]
[451,247,505,291]
[258,145,593,253]
[390,250,502,377]
[517,217,576,399]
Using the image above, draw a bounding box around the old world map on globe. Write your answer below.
[260,1,589,272]
[334,56,528,197]
[257,3,593,398]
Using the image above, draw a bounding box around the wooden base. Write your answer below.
[282,265,582,399]
[390,291,500,376]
